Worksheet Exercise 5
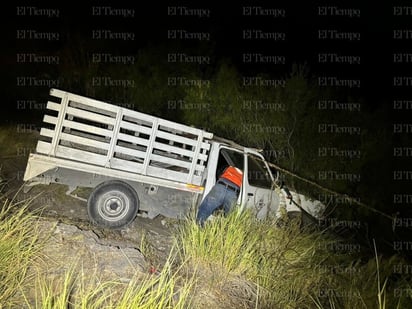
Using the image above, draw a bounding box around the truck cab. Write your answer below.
[200,137,282,220]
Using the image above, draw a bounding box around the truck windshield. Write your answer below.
[247,155,273,189]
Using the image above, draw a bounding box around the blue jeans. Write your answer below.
[196,178,239,226]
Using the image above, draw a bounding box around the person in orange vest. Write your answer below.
[196,166,243,226]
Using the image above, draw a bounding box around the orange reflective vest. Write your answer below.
[220,166,243,187]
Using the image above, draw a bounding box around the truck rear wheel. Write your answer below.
[87,180,139,229]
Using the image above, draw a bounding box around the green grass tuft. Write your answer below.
[0,197,42,307]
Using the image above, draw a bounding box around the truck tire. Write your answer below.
[87,180,139,229]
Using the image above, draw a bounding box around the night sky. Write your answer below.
[4,4,408,90]
[4,2,410,112]
[3,1,412,256]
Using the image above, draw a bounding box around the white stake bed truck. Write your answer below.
[23,89,323,228]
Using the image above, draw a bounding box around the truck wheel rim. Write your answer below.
[98,191,130,222]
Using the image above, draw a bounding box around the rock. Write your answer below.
[34,219,148,282]
[10,219,150,307]
[14,217,177,307]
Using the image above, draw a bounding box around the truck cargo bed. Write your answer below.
[28,89,213,186]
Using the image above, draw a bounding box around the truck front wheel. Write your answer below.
[87,180,139,229]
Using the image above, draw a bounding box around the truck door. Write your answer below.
[241,154,276,219]
[202,146,245,203]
